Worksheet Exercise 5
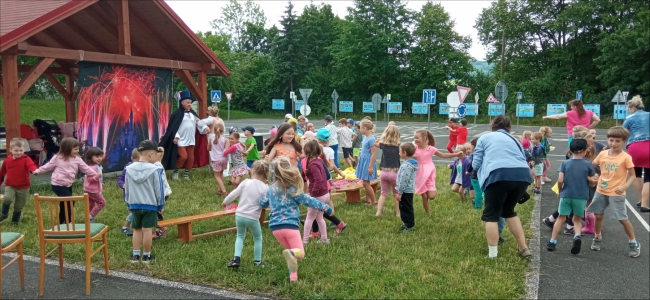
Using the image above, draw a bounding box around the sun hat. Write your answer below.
[303,131,316,141]
[285,113,293,119]
[316,128,330,142]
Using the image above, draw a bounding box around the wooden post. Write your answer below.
[197,71,207,118]
[117,0,131,55]
[65,74,75,122]
[1,53,20,142]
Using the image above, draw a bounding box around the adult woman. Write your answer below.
[543,99,601,136]
[473,115,533,258]
[622,96,650,212]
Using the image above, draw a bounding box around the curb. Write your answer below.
[524,193,541,300]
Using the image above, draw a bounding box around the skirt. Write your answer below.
[211,159,228,172]
[628,140,650,168]
[229,164,250,177]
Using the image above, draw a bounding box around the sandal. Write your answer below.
[518,247,532,257]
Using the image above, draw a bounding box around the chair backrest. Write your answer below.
[33,194,91,239]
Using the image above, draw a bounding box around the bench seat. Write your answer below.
[158,209,269,243]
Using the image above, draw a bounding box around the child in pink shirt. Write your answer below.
[83,147,106,223]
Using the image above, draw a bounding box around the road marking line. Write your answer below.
[625,198,650,232]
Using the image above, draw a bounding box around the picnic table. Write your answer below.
[330,179,380,203]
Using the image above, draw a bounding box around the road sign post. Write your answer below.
[474,92,479,126]
[331,90,339,120]
[290,91,295,114]
[372,93,381,123]
[422,89,436,129]
[386,94,391,123]
[299,88,313,106]
[225,92,232,120]
[516,92,522,129]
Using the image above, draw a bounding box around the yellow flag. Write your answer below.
[551,182,559,195]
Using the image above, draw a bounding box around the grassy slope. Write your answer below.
[11,166,534,299]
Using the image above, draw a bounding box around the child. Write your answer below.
[265,123,302,167]
[209,123,230,195]
[223,132,249,188]
[338,118,355,168]
[375,125,401,217]
[540,126,553,182]
[223,160,270,268]
[351,121,362,167]
[302,140,332,244]
[587,127,640,257]
[324,115,340,168]
[259,157,333,282]
[0,138,37,224]
[530,132,546,194]
[287,119,304,146]
[119,149,140,236]
[413,129,460,214]
[205,105,223,139]
[396,143,418,231]
[355,119,378,205]
[242,126,259,168]
[306,123,315,133]
[547,139,596,254]
[455,119,469,148]
[444,118,459,153]
[264,126,278,147]
[315,129,347,179]
[297,115,307,134]
[448,145,471,201]
[153,147,172,238]
[125,140,166,263]
[34,137,98,224]
[468,138,483,209]
[463,142,476,200]
[84,147,106,223]
[522,131,533,152]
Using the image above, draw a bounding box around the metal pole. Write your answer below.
[427,106,431,129]
[334,101,337,121]
[516,100,520,129]
[387,102,390,123]
[228,100,230,121]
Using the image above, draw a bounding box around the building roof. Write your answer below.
[0,0,230,76]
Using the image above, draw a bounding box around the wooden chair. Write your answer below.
[33,193,109,296]
[1,224,25,299]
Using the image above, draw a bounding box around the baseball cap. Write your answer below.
[569,138,588,153]
[303,131,316,141]
[285,113,293,119]
[242,126,255,134]
[348,118,354,124]
[138,140,163,152]
[316,128,331,142]
[229,126,238,134]
[288,118,298,124]
[324,115,333,121]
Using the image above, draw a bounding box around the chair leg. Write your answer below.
[102,233,109,276]
[18,242,25,291]
[39,243,46,296]
[57,244,64,278]
[85,242,92,295]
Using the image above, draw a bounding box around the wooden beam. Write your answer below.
[117,0,131,55]
[86,4,146,56]
[129,9,184,58]
[174,69,202,100]
[0,74,3,96]
[18,43,213,72]
[43,73,70,100]
[0,65,72,75]
[2,53,20,142]
[18,57,55,97]
[197,71,207,118]
[65,74,75,122]
[59,18,111,53]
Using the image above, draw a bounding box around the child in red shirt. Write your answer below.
[0,138,38,224]
[455,119,469,147]
[445,118,459,153]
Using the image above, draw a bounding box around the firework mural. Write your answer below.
[77,62,172,172]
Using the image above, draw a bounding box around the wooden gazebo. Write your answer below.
[0,0,230,142]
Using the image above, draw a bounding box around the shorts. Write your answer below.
[558,198,587,218]
[247,160,255,168]
[211,159,228,172]
[634,167,650,183]
[533,163,544,176]
[131,210,158,229]
[587,192,628,220]
[353,148,360,157]
[380,171,398,196]
[342,147,353,159]
[481,180,528,222]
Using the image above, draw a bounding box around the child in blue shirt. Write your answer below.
[396,143,418,232]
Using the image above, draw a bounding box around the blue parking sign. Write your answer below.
[211,90,222,103]
[422,89,436,104]
[576,90,583,101]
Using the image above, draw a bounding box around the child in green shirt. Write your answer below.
[243,126,259,168]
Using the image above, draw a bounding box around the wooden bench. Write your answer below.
[332,179,380,203]
[158,209,269,243]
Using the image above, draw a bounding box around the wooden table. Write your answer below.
[331,179,380,203]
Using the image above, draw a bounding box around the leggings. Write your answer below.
[634,167,650,182]
[87,192,106,217]
[234,216,263,261]
[303,194,329,241]
[330,144,340,168]
[471,179,483,209]
[311,213,342,233]
[446,141,455,153]
[52,185,74,224]
[272,229,304,259]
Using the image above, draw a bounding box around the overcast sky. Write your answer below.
[165,0,494,60]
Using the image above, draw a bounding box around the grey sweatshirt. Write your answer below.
[125,162,165,211]
[223,178,269,220]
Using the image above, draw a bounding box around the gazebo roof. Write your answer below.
[0,0,230,76]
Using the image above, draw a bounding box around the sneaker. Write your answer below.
[317,239,330,245]
[172,172,179,180]
[541,181,545,185]
[183,176,190,181]
[563,227,584,236]
[498,237,508,244]
[0,214,7,222]
[142,254,155,264]
[543,177,552,182]
[400,226,414,232]
[546,241,557,251]
[282,249,298,273]
[130,255,141,263]
[534,189,541,195]
[253,261,265,267]
[335,222,347,235]
[310,231,320,239]
[542,217,555,229]
[571,237,582,254]
[629,241,641,258]
[329,222,337,228]
[640,207,650,213]
[227,258,241,268]
[591,237,602,251]
[89,215,94,223]
[122,227,133,236]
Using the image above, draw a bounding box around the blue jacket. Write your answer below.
[396,158,418,194]
[472,129,530,189]
[449,156,472,188]
[623,110,650,146]
[259,184,332,231]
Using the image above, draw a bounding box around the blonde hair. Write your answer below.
[572,125,589,139]
[131,148,141,160]
[456,144,466,153]
[251,160,270,181]
[298,115,306,121]
[271,157,303,196]
[415,129,435,146]
[532,132,543,141]
[379,125,400,146]
[523,131,533,139]
[514,135,523,142]
[463,142,473,152]
[214,123,225,143]
[627,95,645,110]
[9,138,24,149]
[207,105,219,117]
[360,119,375,133]
[540,126,552,137]
[156,147,165,162]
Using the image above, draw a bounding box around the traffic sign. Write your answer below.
[457,103,467,118]
[495,81,508,103]
[517,92,523,100]
[300,104,311,116]
[331,89,339,102]
[576,90,583,101]
[447,92,460,107]
[225,92,232,101]
[412,103,428,114]
[422,89,436,104]
[272,99,284,110]
[486,93,498,103]
[362,102,376,113]
[622,91,629,100]
[211,90,222,103]
[299,89,313,104]
[388,102,402,113]
[474,92,479,103]
[372,93,382,110]
[611,90,625,103]
[457,86,471,103]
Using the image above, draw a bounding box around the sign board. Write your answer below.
[495,81,508,103]
[299,104,311,117]
[339,101,353,113]
[422,89,436,104]
[457,103,467,118]
[225,92,232,101]
[488,103,505,116]
[611,90,625,103]
[474,92,479,103]
[465,103,478,116]
[388,102,402,114]
[382,95,388,104]
[486,93,498,103]
[457,86,471,103]
[294,100,305,111]
[516,104,535,117]
[576,90,583,101]
[299,89,313,103]
[546,104,566,116]
[211,90,222,103]
[412,103,428,114]
[331,89,339,101]
[447,92,460,108]
[583,104,601,117]
[614,104,630,120]
[363,102,376,113]
[622,91,629,100]
[272,99,285,110]
[517,92,523,100]
[439,103,450,115]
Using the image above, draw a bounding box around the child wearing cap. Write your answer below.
[243,126,259,168]
[284,113,293,123]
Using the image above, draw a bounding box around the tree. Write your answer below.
[210,0,267,52]
[272,1,300,95]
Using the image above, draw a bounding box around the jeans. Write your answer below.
[330,144,340,168]
[234,216,263,261]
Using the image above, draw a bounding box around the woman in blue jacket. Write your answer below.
[623,96,650,212]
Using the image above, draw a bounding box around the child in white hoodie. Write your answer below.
[223,160,270,268]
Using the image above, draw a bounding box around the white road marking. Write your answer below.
[626,199,650,232]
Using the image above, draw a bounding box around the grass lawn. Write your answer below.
[6,165,535,299]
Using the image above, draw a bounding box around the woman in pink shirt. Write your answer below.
[34,138,98,224]
[543,99,600,136]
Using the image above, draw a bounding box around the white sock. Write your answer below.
[488,245,498,258]
[548,215,556,222]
